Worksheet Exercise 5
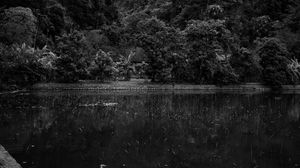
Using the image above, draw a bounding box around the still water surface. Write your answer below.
[0,90,299,168]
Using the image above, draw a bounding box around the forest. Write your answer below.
[0,0,300,90]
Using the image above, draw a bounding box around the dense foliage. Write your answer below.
[257,38,296,87]
[183,19,239,84]
[0,0,299,90]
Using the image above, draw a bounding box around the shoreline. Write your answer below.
[31,81,300,91]
[2,80,300,94]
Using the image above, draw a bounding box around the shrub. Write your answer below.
[136,17,186,82]
[37,46,58,80]
[183,19,239,84]
[0,43,49,89]
[88,50,116,81]
[230,48,262,82]
[54,56,80,83]
[287,58,300,82]
[115,52,133,81]
[54,31,94,82]
[257,37,297,87]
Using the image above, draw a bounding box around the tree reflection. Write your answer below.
[0,91,299,168]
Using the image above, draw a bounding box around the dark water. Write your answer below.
[0,90,300,168]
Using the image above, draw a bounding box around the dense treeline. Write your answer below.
[0,0,300,90]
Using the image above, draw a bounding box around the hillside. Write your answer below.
[0,0,300,90]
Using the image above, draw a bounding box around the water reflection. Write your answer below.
[0,91,299,168]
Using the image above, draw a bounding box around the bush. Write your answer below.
[230,48,262,82]
[287,58,300,82]
[183,19,239,84]
[115,53,133,81]
[136,33,172,82]
[257,37,297,87]
[213,63,240,85]
[136,17,186,82]
[88,50,116,81]
[54,56,80,83]
[54,31,94,82]
[51,31,118,83]
[0,43,50,89]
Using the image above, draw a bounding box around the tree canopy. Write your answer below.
[0,0,300,90]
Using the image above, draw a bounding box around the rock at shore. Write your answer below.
[0,145,22,168]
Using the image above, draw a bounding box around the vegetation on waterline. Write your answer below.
[0,0,299,90]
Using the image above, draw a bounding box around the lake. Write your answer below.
[0,90,299,168]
